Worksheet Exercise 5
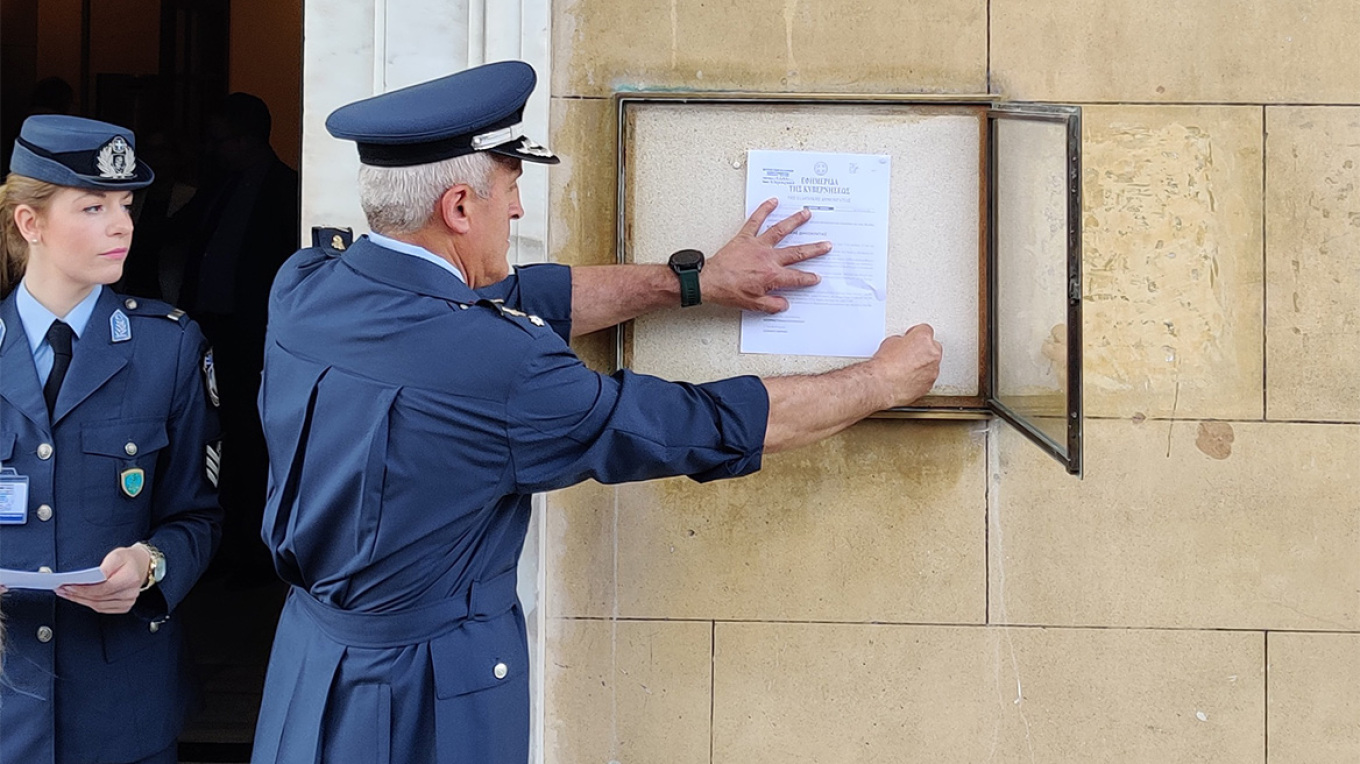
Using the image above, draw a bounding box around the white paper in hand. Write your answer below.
[0,567,106,590]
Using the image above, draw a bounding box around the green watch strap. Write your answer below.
[677,269,701,307]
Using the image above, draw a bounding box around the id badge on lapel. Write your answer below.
[0,468,30,524]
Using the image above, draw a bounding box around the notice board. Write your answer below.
[619,97,988,406]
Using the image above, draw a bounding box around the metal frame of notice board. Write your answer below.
[614,93,1083,475]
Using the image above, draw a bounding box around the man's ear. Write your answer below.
[438,185,473,234]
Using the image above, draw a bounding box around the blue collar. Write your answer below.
[16,282,102,353]
[366,233,467,284]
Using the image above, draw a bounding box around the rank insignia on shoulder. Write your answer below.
[120,467,145,498]
[110,309,132,342]
[311,226,353,253]
[205,441,222,488]
[498,305,547,327]
[202,349,220,407]
[167,308,186,322]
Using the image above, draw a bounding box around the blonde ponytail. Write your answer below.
[0,174,62,298]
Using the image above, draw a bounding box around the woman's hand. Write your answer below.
[56,544,152,614]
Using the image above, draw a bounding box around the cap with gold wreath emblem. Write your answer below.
[10,114,154,190]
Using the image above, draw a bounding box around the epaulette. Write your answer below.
[118,296,189,327]
[476,298,549,332]
[312,226,354,257]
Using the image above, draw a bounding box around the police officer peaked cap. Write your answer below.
[326,60,559,167]
[10,115,154,190]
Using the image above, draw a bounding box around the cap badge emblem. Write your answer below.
[515,138,555,159]
[95,136,137,180]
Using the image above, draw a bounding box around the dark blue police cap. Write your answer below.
[325,60,559,167]
[10,115,154,190]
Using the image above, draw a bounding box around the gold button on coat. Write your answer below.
[37,443,52,460]
[493,662,508,680]
[37,626,53,643]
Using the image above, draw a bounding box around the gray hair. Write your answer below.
[357,151,499,235]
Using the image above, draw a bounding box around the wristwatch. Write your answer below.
[668,249,705,308]
[139,542,166,592]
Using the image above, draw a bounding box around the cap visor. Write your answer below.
[489,136,559,165]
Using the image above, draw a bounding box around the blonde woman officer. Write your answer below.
[0,115,222,764]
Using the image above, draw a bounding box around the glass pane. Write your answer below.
[992,116,1073,453]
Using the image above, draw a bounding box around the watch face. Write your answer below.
[670,249,704,270]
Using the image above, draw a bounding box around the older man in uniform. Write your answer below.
[252,61,942,763]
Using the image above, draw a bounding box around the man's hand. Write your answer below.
[763,324,943,453]
[56,544,152,614]
[568,198,831,335]
[703,198,831,313]
[866,324,945,409]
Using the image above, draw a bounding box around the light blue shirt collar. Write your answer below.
[16,282,103,385]
[367,233,467,284]
[17,282,102,350]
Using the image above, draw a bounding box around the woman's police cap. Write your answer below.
[325,60,559,167]
[9,115,154,190]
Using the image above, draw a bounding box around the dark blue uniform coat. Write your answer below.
[252,238,769,763]
[0,288,223,764]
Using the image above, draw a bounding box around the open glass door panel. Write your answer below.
[987,104,1083,475]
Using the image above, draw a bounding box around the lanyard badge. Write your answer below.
[0,468,30,525]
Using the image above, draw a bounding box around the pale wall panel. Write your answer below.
[993,0,1360,103]
[1082,106,1263,420]
[545,619,711,764]
[1269,632,1360,764]
[990,419,1360,630]
[714,623,1264,763]
[1265,107,1360,423]
[554,0,987,97]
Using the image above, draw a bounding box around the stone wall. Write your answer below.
[543,0,1360,761]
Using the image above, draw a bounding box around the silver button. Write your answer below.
[124,298,138,310]
[36,504,52,521]
[493,662,508,680]
[36,443,52,460]
[149,621,161,634]
[37,566,52,574]
[37,626,53,643]
[124,442,138,456]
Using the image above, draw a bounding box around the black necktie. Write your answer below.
[44,320,74,416]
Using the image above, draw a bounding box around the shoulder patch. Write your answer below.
[202,348,220,407]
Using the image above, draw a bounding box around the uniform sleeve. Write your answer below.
[507,335,768,493]
[477,264,572,341]
[134,321,224,618]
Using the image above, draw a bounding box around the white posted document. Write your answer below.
[0,566,105,590]
[741,149,891,358]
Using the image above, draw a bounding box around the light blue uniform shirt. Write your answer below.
[15,282,102,385]
[367,233,467,284]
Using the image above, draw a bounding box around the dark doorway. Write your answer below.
[0,2,302,762]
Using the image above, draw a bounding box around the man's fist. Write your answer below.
[869,324,944,408]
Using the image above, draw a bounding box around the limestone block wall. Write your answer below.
[543,0,1360,761]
